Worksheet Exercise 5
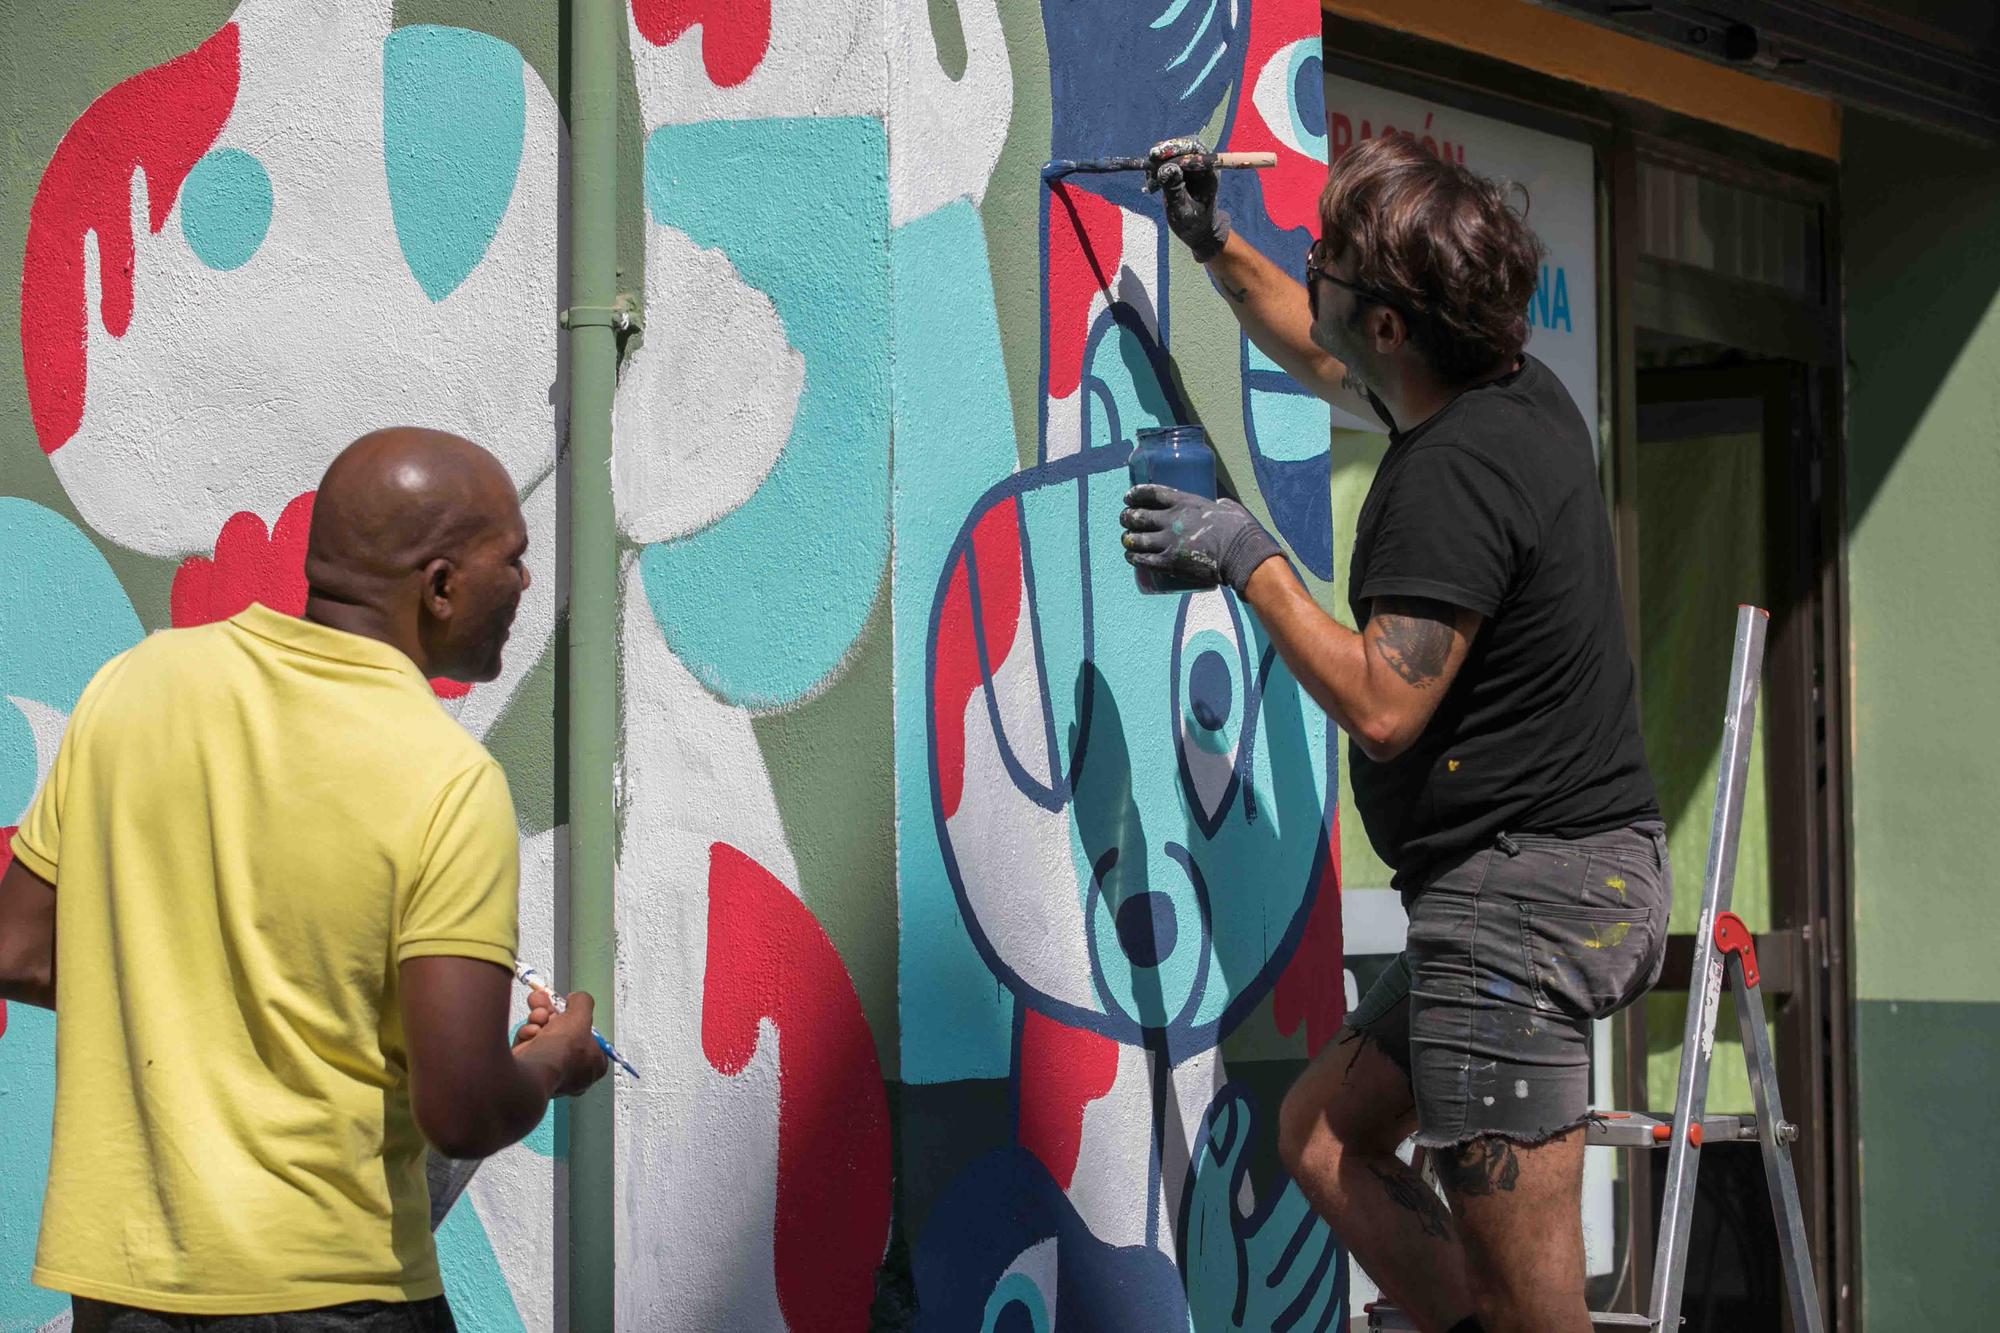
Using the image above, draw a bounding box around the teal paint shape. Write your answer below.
[982,1270,1051,1332]
[1182,1085,1345,1329]
[434,1199,529,1333]
[890,201,1020,1083]
[1079,313,1173,454]
[0,1007,63,1333]
[0,499,144,823]
[639,117,891,711]
[522,1103,554,1157]
[382,25,526,302]
[1247,342,1332,463]
[179,148,273,271]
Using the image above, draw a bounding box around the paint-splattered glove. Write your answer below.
[1121,484,1283,596]
[1146,137,1233,263]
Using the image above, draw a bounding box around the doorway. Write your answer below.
[1615,357,1848,1331]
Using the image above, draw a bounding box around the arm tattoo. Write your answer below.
[1220,281,1250,304]
[1433,1138,1522,1197]
[1366,1163,1455,1240]
[1369,597,1459,689]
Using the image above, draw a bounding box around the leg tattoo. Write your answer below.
[1435,1138,1522,1197]
[1366,1162,1456,1241]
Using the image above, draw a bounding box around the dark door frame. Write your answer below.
[1629,363,1853,1333]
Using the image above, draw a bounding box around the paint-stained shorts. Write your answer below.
[1349,821,1671,1148]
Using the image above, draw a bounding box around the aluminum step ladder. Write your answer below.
[1367,606,1824,1332]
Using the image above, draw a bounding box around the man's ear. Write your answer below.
[1371,304,1407,354]
[422,557,457,619]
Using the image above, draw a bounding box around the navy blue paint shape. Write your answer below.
[912,1146,1190,1332]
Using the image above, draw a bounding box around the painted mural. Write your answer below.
[4,0,1347,1327]
[8,2,563,1327]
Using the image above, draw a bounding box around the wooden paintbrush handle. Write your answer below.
[1212,152,1279,169]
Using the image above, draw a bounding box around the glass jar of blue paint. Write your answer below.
[1128,424,1217,595]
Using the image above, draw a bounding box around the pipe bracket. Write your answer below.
[560,292,644,332]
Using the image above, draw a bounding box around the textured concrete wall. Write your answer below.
[2,1,1350,1327]
[1843,110,2000,1331]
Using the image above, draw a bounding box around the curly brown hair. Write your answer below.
[1319,134,1545,384]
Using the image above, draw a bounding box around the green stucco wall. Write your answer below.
[1843,108,2000,1329]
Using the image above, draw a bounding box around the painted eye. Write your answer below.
[1173,589,1253,836]
[1251,37,1328,164]
[982,1239,1056,1333]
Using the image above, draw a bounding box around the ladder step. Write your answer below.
[1585,1109,1761,1149]
[1365,1303,1659,1330]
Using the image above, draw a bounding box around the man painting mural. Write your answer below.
[0,430,608,1331]
[1125,135,1668,1333]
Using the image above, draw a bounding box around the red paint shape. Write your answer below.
[932,498,1024,819]
[1046,186,1125,401]
[170,491,472,700]
[21,23,240,454]
[171,490,316,628]
[1272,826,1345,1057]
[703,843,890,1333]
[1018,1009,1119,1189]
[630,0,771,86]
[1225,2,1324,236]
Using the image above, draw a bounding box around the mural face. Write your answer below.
[5,0,1348,1327]
[929,461,1334,1058]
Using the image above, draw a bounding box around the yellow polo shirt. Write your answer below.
[9,603,518,1314]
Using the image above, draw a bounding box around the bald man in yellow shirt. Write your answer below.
[0,429,608,1332]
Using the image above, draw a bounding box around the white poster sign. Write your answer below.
[1322,75,1600,450]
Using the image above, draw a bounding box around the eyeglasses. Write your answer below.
[1304,239,1401,321]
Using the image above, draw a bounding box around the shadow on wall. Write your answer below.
[1841,112,2000,526]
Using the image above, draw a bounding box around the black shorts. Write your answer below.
[1349,822,1671,1148]
[70,1298,457,1333]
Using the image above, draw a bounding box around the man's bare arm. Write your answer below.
[0,858,56,1010]
[402,956,608,1160]
[1241,561,1481,761]
[1203,232,1379,422]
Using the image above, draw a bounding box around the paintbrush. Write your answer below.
[1041,150,1277,181]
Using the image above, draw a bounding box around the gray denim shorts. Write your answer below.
[1349,821,1671,1148]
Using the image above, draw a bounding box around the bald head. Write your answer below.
[305,428,530,684]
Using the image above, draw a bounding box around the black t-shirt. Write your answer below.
[1348,354,1657,889]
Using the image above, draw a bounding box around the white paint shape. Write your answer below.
[1067,1040,1162,1249]
[8,697,69,795]
[613,557,791,1330]
[945,682,1095,1017]
[52,0,561,557]
[988,556,1056,799]
[628,0,886,128]
[887,0,1011,226]
[614,227,803,544]
[1156,1045,1225,1251]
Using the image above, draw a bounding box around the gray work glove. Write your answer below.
[1145,137,1233,263]
[1120,484,1284,595]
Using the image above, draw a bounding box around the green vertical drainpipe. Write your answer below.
[563,0,623,1326]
